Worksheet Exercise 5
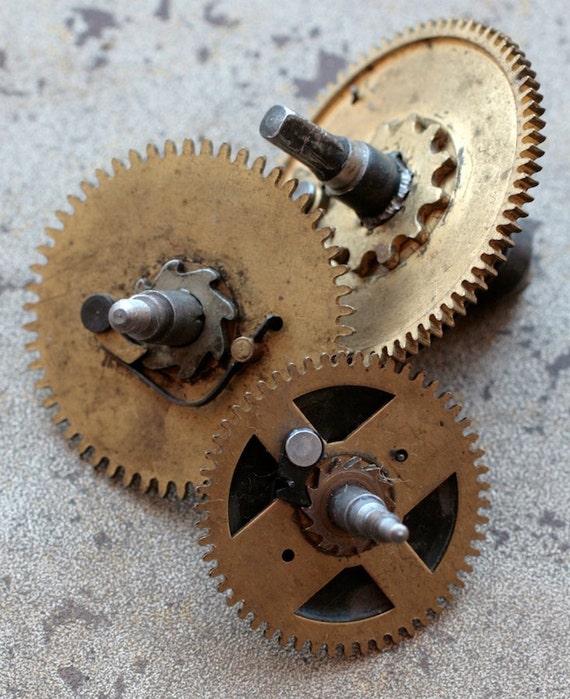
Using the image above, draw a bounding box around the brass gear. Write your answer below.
[283,19,545,360]
[198,354,489,655]
[26,141,348,494]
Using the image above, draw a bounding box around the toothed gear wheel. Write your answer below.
[284,19,545,361]
[26,141,346,494]
[198,354,489,655]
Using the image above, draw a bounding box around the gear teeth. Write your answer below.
[256,379,274,396]
[392,340,407,363]
[80,181,95,197]
[27,357,41,371]
[284,363,300,381]
[280,178,297,198]
[111,158,127,176]
[199,139,213,156]
[448,403,463,419]
[266,166,282,185]
[306,207,325,229]
[63,196,79,214]
[319,352,335,369]
[450,295,467,316]
[327,239,345,265]
[95,167,110,184]
[181,139,195,156]
[164,140,177,156]
[230,403,245,420]
[217,142,231,160]
[404,333,419,355]
[54,210,69,224]
[294,192,312,213]
[42,394,57,408]
[515,175,539,191]
[128,149,142,167]
[235,601,251,618]
[251,155,265,174]
[146,144,159,159]
[23,320,38,336]
[426,316,443,339]
[233,147,248,166]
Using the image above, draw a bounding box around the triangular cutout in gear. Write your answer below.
[295,565,394,622]
[294,385,395,443]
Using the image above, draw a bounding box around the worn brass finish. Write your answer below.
[199,354,489,654]
[284,19,545,360]
[27,141,348,493]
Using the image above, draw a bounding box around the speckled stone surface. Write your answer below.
[1,1,568,697]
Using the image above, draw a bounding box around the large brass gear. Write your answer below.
[198,354,489,655]
[26,141,349,494]
[283,19,545,360]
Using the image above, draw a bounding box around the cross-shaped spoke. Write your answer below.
[394,460,458,518]
[228,498,347,614]
[250,399,321,464]
[360,541,435,610]
[340,393,402,455]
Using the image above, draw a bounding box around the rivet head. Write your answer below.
[284,427,323,468]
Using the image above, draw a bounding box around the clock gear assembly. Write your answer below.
[25,18,543,654]
[198,354,489,654]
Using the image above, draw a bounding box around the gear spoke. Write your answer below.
[251,400,322,464]
[360,542,433,610]
[228,499,346,614]
[340,392,402,452]
[394,458,459,518]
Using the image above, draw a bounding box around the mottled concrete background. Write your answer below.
[1,1,568,697]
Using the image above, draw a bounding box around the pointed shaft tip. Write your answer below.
[329,483,409,545]
[108,290,204,346]
[108,298,153,335]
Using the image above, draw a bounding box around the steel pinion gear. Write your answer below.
[26,140,349,494]
[198,353,489,655]
[271,18,545,361]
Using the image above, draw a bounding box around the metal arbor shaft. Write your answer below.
[260,104,408,226]
[329,483,409,544]
[108,290,204,346]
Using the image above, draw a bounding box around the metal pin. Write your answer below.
[261,104,351,182]
[329,483,409,545]
[285,427,324,468]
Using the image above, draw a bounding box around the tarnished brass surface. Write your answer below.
[284,19,545,360]
[27,141,348,493]
[199,354,489,654]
